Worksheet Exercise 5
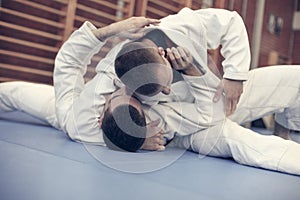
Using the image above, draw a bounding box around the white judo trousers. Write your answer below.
[231,65,300,130]
[170,65,300,175]
[0,82,59,129]
[226,65,300,174]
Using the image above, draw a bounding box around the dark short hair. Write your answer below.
[115,42,164,96]
[102,104,146,152]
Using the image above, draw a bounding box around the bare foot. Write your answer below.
[273,121,291,140]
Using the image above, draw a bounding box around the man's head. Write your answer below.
[100,87,147,152]
[115,42,173,96]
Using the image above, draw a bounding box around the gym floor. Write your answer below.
[0,114,299,200]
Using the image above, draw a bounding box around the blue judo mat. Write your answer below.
[0,114,300,200]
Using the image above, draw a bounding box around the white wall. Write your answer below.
[293,11,300,30]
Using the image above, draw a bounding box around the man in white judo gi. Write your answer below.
[106,9,300,173]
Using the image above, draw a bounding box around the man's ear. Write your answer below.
[157,47,165,57]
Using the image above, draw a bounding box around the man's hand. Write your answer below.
[92,17,160,41]
[141,132,165,151]
[141,119,165,151]
[166,47,203,76]
[213,78,243,116]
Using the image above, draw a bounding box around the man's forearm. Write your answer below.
[54,21,103,130]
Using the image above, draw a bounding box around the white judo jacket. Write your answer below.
[54,8,250,144]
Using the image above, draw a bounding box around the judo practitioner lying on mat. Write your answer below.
[1,8,300,176]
